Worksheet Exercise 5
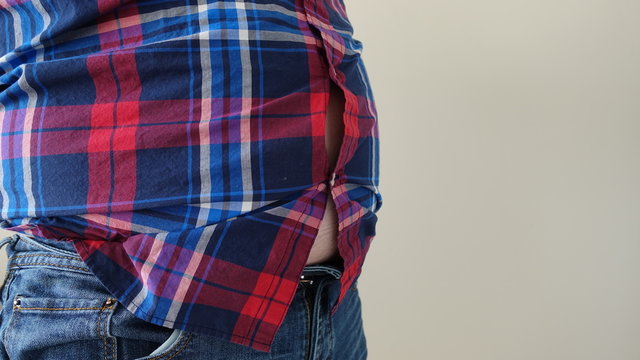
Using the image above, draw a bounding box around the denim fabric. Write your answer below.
[0,233,367,359]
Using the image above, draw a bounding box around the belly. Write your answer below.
[305,192,340,265]
[305,78,344,266]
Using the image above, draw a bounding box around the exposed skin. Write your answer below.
[305,79,344,265]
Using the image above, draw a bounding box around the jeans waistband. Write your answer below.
[0,232,344,281]
[0,232,91,275]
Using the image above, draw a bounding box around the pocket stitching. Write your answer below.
[10,253,83,262]
[3,294,20,357]
[5,295,117,358]
[96,297,117,360]
[8,262,91,273]
[12,296,115,311]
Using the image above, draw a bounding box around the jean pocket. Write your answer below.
[109,299,195,360]
[132,328,194,360]
[4,295,117,358]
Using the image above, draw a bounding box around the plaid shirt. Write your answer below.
[0,0,381,352]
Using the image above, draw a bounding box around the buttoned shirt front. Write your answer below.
[0,0,381,352]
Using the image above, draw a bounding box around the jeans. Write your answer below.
[0,233,367,359]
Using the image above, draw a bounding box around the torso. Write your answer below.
[305,79,344,265]
[306,193,340,264]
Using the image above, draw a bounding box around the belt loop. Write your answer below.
[0,233,19,251]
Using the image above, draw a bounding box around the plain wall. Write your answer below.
[349,0,640,359]
[3,1,640,359]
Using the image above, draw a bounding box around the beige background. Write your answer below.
[352,0,640,359]
[3,0,640,359]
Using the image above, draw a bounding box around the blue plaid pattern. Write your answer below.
[0,0,381,352]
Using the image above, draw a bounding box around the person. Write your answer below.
[0,0,381,358]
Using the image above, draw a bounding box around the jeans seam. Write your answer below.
[3,294,20,357]
[93,299,117,360]
[97,300,105,360]
[327,283,336,360]
[9,253,83,261]
[302,284,312,360]
[8,262,91,273]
